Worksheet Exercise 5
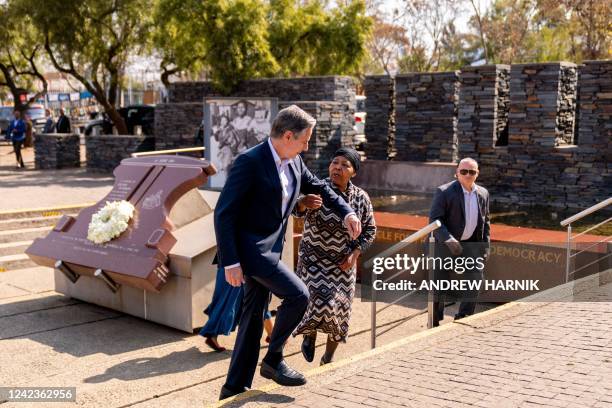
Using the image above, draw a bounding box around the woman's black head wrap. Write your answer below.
[333,147,360,172]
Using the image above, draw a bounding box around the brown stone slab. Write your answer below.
[26,155,216,292]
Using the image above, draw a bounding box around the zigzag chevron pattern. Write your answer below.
[293,179,376,342]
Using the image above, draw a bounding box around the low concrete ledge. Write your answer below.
[353,160,456,193]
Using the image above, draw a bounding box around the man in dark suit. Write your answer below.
[56,108,71,133]
[215,105,361,399]
[429,157,490,322]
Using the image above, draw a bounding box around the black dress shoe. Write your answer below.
[301,335,315,362]
[260,360,307,386]
[219,385,249,400]
[454,313,466,321]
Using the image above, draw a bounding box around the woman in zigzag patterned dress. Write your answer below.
[293,147,376,365]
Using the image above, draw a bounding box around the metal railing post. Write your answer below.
[371,270,376,349]
[427,232,437,328]
[365,220,442,349]
[565,224,572,283]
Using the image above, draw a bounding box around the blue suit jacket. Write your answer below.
[214,140,353,276]
[7,119,26,142]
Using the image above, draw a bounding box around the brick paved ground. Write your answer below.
[224,280,612,408]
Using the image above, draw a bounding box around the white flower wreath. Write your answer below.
[87,200,135,244]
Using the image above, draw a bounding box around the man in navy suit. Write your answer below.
[429,158,490,323]
[215,105,362,399]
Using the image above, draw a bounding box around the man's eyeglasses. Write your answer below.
[459,169,478,176]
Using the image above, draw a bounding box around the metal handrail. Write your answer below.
[131,146,205,158]
[368,220,442,349]
[561,197,611,283]
[560,197,612,226]
[569,236,612,259]
[364,220,442,268]
[572,217,612,239]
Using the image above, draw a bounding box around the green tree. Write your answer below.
[0,3,47,112]
[535,0,611,61]
[152,0,371,93]
[151,0,209,87]
[202,0,279,94]
[22,0,153,134]
[466,0,611,64]
[477,0,538,64]
[268,0,372,77]
[152,0,278,93]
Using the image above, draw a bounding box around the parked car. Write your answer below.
[353,95,367,148]
[26,105,47,134]
[84,105,155,136]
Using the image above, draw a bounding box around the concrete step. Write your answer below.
[0,214,69,231]
[0,266,57,300]
[0,204,89,221]
[0,226,52,244]
[0,240,32,256]
[0,253,34,272]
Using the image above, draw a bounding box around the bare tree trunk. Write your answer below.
[43,37,128,135]
[160,66,180,88]
[469,0,489,63]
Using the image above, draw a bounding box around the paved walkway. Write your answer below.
[0,144,112,211]
[223,276,612,408]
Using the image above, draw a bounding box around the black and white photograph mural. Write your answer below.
[204,97,278,188]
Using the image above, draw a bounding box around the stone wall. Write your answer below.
[557,64,579,145]
[86,134,155,173]
[154,103,204,151]
[34,134,80,169]
[157,76,357,166]
[394,72,459,162]
[364,60,611,209]
[363,75,395,160]
[508,62,577,149]
[572,60,612,204]
[280,101,355,177]
[168,76,356,105]
[458,65,510,157]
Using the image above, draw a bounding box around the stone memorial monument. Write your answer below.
[27,155,215,291]
[25,156,243,332]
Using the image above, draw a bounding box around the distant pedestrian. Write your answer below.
[43,109,56,133]
[56,108,71,133]
[6,110,26,168]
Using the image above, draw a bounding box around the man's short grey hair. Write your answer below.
[270,105,316,139]
[458,157,479,168]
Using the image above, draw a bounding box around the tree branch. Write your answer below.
[469,0,488,63]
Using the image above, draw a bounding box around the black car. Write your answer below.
[85,105,155,136]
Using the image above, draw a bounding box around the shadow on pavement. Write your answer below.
[84,346,228,383]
